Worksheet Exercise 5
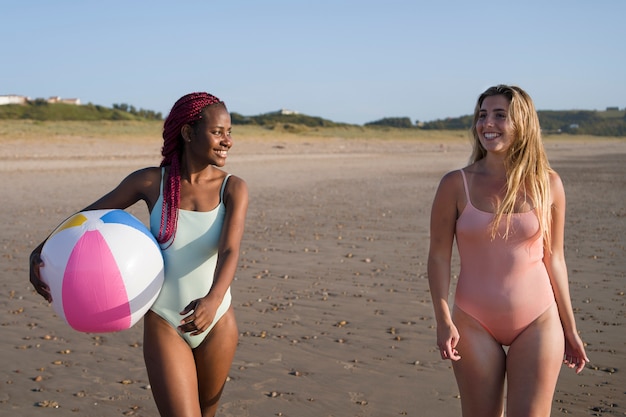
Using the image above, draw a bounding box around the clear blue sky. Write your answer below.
[2,0,624,125]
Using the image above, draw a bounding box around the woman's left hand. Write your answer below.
[178,296,219,336]
[563,331,589,374]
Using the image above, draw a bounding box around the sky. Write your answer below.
[2,0,625,125]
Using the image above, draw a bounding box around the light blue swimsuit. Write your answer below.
[149,169,232,348]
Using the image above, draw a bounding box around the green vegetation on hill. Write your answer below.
[370,109,626,137]
[230,111,347,128]
[536,110,626,136]
[1,100,624,136]
[0,100,162,121]
[364,117,413,128]
[419,115,474,130]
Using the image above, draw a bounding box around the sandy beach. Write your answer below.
[1,131,624,416]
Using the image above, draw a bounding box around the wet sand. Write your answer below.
[1,133,624,416]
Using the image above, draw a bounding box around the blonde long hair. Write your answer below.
[469,85,553,248]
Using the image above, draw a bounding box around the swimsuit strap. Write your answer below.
[157,168,231,207]
[459,169,471,202]
[219,174,232,203]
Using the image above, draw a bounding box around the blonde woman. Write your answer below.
[428,85,588,416]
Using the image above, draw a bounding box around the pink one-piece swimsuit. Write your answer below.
[454,169,555,346]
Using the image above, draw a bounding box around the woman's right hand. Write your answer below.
[29,248,52,303]
[437,321,461,361]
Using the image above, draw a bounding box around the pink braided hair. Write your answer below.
[158,92,223,245]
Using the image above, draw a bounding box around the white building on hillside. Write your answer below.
[47,96,81,105]
[0,95,81,105]
[0,95,29,105]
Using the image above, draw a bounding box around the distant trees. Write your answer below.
[537,110,626,135]
[409,110,626,136]
[0,101,163,121]
[230,112,254,125]
[364,117,414,128]
[112,103,162,120]
[2,101,624,136]
[230,111,344,128]
[420,115,473,130]
[362,115,476,130]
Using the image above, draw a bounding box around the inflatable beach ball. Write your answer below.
[40,209,164,333]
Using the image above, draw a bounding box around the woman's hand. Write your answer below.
[563,331,589,374]
[29,250,52,303]
[437,321,461,361]
[178,296,220,336]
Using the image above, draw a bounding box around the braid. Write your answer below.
[157,92,223,245]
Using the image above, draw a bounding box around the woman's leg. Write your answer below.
[505,303,564,417]
[194,307,239,417]
[452,307,506,417]
[143,310,202,417]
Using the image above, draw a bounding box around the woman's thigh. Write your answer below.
[193,307,239,416]
[506,303,564,417]
[452,307,507,417]
[143,310,202,417]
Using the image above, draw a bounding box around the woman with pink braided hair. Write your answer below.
[29,92,248,416]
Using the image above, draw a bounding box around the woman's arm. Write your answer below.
[428,171,461,360]
[82,167,160,212]
[544,171,589,373]
[208,175,248,303]
[29,167,160,301]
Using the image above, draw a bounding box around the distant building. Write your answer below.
[0,95,81,106]
[278,108,299,115]
[47,96,81,105]
[0,94,28,105]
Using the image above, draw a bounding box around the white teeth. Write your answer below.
[484,133,500,139]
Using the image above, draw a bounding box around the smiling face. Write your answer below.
[475,94,516,156]
[184,104,232,167]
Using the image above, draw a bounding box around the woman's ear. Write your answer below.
[181,124,193,143]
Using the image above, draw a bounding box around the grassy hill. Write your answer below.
[231,110,349,128]
[1,101,624,136]
[0,100,161,121]
[416,109,626,136]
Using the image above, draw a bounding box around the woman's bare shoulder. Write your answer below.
[121,167,163,207]
[438,168,465,190]
[548,170,565,204]
[123,166,162,186]
[224,174,247,195]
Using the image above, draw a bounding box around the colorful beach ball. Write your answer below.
[40,209,164,333]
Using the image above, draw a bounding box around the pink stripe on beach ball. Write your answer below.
[62,230,131,332]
